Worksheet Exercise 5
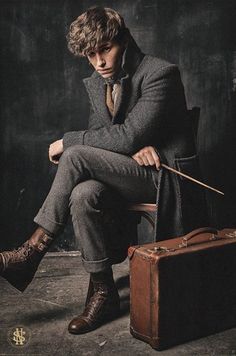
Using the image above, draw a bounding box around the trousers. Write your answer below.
[34,145,158,272]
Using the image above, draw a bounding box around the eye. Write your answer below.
[102,46,111,53]
[88,51,96,58]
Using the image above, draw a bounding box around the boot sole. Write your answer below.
[1,270,35,292]
[1,264,38,292]
[68,307,120,335]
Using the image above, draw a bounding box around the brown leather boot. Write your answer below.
[0,227,53,292]
[68,271,120,334]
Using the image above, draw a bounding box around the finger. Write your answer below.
[49,154,56,164]
[145,152,156,166]
[49,151,58,161]
[140,153,149,166]
[50,156,59,164]
[132,155,144,166]
[151,150,161,170]
[49,148,55,156]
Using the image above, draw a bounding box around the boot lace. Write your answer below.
[1,242,34,269]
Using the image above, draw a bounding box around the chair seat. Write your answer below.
[127,203,157,212]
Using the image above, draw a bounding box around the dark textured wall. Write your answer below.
[0,0,235,250]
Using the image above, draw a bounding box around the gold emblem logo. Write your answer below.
[8,326,30,347]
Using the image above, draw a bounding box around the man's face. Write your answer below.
[87,41,124,79]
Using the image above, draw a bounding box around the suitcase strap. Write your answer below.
[147,227,234,254]
[140,228,236,256]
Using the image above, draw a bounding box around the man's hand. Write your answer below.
[49,139,63,164]
[132,146,161,170]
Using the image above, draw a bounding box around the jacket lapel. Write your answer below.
[83,75,112,126]
[83,74,129,125]
[112,75,129,124]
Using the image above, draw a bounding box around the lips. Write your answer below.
[97,68,112,74]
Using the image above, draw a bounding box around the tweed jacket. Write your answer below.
[63,36,207,241]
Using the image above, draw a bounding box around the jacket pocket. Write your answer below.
[175,154,200,181]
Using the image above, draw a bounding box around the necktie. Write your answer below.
[106,83,121,117]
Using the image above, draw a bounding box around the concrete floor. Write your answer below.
[0,253,236,356]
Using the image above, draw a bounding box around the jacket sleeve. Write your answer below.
[63,65,179,155]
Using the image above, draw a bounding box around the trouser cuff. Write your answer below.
[82,257,111,273]
[34,209,65,236]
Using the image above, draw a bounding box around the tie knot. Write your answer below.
[106,82,113,90]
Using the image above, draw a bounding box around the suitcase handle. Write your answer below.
[179,227,219,248]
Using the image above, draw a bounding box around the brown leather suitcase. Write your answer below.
[128,227,236,350]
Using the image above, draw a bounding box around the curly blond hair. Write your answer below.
[66,6,129,57]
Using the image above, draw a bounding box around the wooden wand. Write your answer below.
[161,163,224,196]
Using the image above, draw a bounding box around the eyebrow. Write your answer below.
[87,43,111,55]
[97,43,111,50]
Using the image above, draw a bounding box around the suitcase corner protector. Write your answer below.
[129,325,162,350]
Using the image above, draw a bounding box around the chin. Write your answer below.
[101,72,114,78]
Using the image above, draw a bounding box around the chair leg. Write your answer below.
[141,212,155,229]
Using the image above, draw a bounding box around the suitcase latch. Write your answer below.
[225,231,236,238]
[147,246,175,254]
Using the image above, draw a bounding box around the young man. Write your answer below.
[0,7,206,334]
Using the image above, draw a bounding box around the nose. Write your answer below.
[96,53,105,68]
